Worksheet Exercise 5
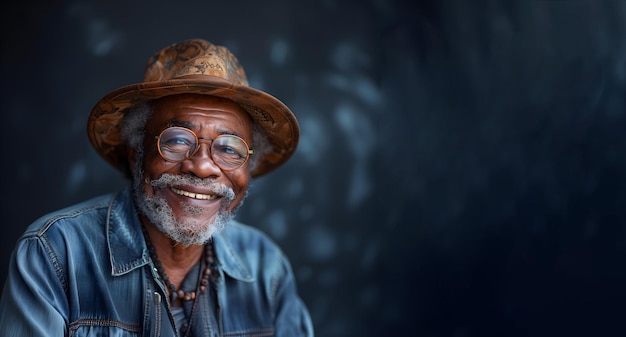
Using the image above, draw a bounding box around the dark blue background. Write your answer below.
[2,1,626,336]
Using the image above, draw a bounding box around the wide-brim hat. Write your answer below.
[87,39,299,177]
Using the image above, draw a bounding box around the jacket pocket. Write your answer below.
[69,318,142,336]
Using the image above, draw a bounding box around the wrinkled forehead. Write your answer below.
[147,94,252,132]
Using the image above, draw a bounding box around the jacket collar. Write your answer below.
[213,231,254,282]
[106,185,253,281]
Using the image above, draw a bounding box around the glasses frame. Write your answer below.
[155,126,254,171]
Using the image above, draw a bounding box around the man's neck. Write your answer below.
[142,218,204,289]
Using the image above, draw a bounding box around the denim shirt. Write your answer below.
[0,186,313,336]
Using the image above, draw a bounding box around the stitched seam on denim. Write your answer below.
[68,318,142,332]
[39,235,69,298]
[222,327,275,336]
[37,200,109,236]
[269,268,280,319]
[154,291,162,337]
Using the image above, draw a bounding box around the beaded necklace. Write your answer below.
[142,225,216,303]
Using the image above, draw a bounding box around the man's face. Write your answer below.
[132,94,253,245]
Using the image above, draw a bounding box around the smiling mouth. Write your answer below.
[170,187,219,200]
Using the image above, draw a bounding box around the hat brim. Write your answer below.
[87,75,299,177]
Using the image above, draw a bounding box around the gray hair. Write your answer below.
[120,101,272,174]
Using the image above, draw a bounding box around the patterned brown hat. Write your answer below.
[87,39,299,177]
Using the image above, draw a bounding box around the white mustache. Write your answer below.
[148,174,236,202]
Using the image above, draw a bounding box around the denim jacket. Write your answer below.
[0,186,313,336]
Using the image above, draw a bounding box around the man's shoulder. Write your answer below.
[220,221,278,246]
[23,192,117,238]
[217,220,289,258]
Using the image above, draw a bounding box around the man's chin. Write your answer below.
[174,209,208,224]
[173,212,229,242]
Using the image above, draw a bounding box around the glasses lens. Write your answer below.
[158,127,197,162]
[212,135,250,170]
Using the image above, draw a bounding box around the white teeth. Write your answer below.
[170,187,217,200]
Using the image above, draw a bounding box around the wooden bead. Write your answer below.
[142,227,216,303]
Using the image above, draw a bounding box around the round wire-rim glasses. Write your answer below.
[155,126,254,171]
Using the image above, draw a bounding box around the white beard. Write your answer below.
[133,172,239,246]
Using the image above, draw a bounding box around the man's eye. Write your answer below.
[215,145,243,157]
[166,137,192,146]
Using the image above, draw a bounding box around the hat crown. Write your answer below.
[144,39,249,86]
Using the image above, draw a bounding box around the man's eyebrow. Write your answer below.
[166,120,194,129]
[219,130,244,138]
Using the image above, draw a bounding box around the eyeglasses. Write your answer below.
[155,126,253,171]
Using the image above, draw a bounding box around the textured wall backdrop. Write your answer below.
[1,1,626,336]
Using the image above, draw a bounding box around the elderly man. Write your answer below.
[0,39,313,336]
